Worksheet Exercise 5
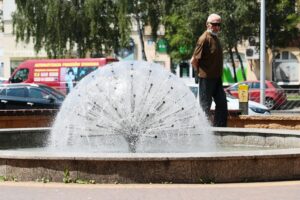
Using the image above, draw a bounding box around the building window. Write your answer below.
[282,51,289,60]
[273,51,299,83]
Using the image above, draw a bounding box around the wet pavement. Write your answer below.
[1,181,300,200]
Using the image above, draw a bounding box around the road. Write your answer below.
[1,181,300,200]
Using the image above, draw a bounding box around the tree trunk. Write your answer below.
[271,46,276,82]
[229,48,237,83]
[135,14,147,61]
[234,45,246,81]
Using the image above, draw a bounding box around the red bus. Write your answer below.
[8,57,117,94]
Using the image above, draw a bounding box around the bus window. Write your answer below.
[11,68,29,83]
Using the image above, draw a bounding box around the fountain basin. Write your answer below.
[1,109,300,131]
[0,127,300,183]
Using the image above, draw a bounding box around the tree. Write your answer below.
[84,0,120,57]
[164,14,194,63]
[208,0,259,82]
[13,0,49,54]
[266,0,300,50]
[13,0,121,58]
[116,0,165,61]
[12,0,300,64]
[163,0,209,63]
[116,0,132,48]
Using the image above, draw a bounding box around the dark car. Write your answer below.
[0,83,65,109]
[225,80,287,109]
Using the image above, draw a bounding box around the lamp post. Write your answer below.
[260,0,266,105]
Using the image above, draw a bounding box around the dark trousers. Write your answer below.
[199,77,228,127]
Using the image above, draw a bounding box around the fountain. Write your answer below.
[51,61,214,153]
[0,61,300,183]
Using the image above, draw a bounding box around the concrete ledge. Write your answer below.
[1,127,300,150]
[228,114,300,130]
[0,109,57,128]
[1,150,300,183]
[0,127,300,183]
[0,109,299,130]
[0,109,58,116]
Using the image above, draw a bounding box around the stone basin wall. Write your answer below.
[227,115,300,130]
[0,109,299,130]
[0,109,57,128]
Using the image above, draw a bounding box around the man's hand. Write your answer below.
[190,56,199,84]
[193,68,199,84]
[190,56,199,69]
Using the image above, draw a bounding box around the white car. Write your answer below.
[0,77,7,84]
[188,85,270,115]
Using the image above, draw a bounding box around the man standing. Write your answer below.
[191,13,228,127]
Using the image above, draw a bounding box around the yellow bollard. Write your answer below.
[238,84,249,115]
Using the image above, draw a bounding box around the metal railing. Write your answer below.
[274,88,300,111]
[263,88,300,113]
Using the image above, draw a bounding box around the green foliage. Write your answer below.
[144,0,165,41]
[266,0,300,49]
[13,0,121,58]
[116,0,131,48]
[12,0,300,60]
[12,176,18,182]
[199,177,215,184]
[208,0,259,50]
[75,178,96,184]
[123,0,165,60]
[13,0,165,59]
[163,0,209,63]
[163,0,300,64]
[164,14,194,62]
[208,0,300,50]
[84,0,120,57]
[36,177,51,183]
[63,168,72,183]
[45,0,73,58]
[0,176,7,182]
[62,168,96,184]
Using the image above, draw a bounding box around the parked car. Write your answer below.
[225,80,287,109]
[211,94,270,115]
[0,83,65,109]
[188,85,270,115]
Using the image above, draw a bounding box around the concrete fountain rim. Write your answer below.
[0,127,300,161]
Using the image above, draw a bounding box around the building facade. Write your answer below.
[0,0,48,78]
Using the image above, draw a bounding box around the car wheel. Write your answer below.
[265,97,275,109]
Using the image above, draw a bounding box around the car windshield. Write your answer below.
[270,81,283,89]
[226,93,238,99]
[39,85,65,101]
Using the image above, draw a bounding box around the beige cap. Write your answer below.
[207,13,221,23]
